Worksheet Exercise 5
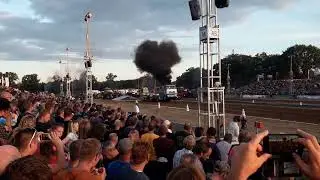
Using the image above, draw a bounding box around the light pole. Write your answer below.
[227,64,231,94]
[289,55,294,96]
[84,12,93,105]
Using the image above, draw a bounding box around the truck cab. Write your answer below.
[158,85,178,101]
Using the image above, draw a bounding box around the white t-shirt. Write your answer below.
[135,105,140,113]
[227,121,239,144]
[64,132,78,147]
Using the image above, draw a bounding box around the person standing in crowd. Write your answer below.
[163,120,173,134]
[78,119,91,139]
[141,123,159,160]
[206,127,217,144]
[107,138,133,179]
[173,135,196,168]
[0,145,21,176]
[53,138,106,180]
[109,141,150,180]
[102,141,119,170]
[214,133,232,162]
[153,125,175,163]
[62,120,79,147]
[193,142,212,174]
[14,99,36,129]
[61,108,74,139]
[144,125,175,180]
[174,123,193,150]
[211,160,230,180]
[135,100,140,114]
[3,156,53,180]
[0,91,13,102]
[167,164,205,180]
[54,107,64,124]
[68,139,84,168]
[227,116,240,145]
[51,123,65,139]
[13,128,39,157]
[194,127,205,142]
[0,97,11,139]
[36,110,52,133]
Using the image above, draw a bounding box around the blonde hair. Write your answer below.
[68,121,79,134]
[18,115,36,129]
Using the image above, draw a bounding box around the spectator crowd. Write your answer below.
[235,79,320,96]
[0,88,319,180]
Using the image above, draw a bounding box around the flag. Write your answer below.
[84,12,92,22]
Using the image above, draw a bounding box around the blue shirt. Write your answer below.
[0,117,6,126]
[107,160,149,180]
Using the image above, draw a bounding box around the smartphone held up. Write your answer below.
[262,134,304,177]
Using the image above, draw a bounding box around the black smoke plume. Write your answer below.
[134,40,181,85]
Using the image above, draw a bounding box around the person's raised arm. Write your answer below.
[228,130,271,180]
[50,131,67,174]
[293,129,320,180]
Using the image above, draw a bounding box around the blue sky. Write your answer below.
[0,0,319,82]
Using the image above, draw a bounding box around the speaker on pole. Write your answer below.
[215,0,229,8]
[188,0,201,21]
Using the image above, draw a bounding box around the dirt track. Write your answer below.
[95,99,320,138]
[139,99,320,124]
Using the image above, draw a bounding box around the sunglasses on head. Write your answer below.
[25,128,38,147]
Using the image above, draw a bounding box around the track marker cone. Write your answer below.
[299,102,303,106]
[158,102,161,109]
[186,104,190,112]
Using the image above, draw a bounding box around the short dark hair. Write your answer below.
[88,123,106,141]
[79,138,101,161]
[64,108,73,117]
[238,131,251,143]
[224,133,233,142]
[206,127,216,137]
[56,107,65,116]
[39,141,55,162]
[51,123,64,130]
[194,127,204,138]
[0,97,11,111]
[3,155,52,180]
[148,122,157,132]
[233,116,241,122]
[193,142,211,155]
[13,128,36,150]
[158,125,168,136]
[70,139,84,161]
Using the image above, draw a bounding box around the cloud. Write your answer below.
[0,0,299,63]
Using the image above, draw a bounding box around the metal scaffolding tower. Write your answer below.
[65,48,72,98]
[84,12,93,105]
[59,60,64,97]
[197,0,226,136]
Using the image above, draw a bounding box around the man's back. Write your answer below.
[107,160,149,180]
[53,169,101,180]
[216,140,231,161]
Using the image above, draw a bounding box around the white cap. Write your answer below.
[163,120,171,126]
